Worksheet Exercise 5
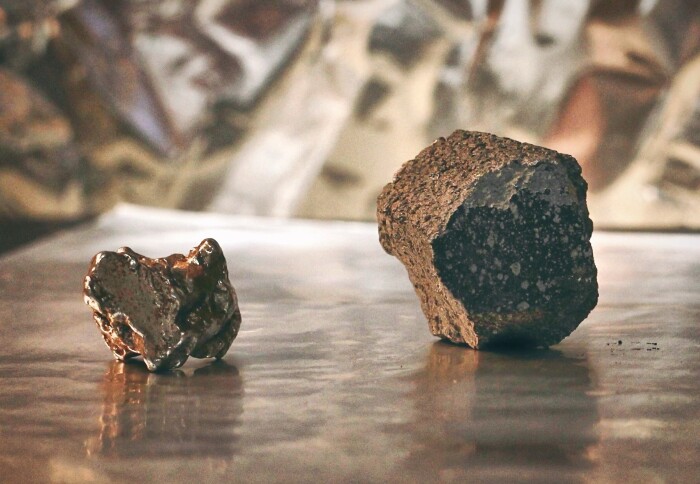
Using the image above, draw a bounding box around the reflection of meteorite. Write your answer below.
[377,130,598,348]
[86,360,243,457]
[84,239,242,371]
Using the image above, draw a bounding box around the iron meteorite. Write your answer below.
[84,238,241,371]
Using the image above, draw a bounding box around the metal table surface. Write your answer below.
[1,205,698,483]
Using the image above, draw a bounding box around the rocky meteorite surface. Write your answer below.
[377,130,598,348]
[84,238,241,371]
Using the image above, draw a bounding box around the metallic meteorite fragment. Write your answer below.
[84,239,241,371]
[377,130,598,348]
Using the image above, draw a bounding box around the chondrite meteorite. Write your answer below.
[377,130,598,348]
[84,238,241,371]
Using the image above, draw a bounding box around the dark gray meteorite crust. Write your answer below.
[433,159,597,346]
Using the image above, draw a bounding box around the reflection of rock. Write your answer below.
[403,342,598,480]
[409,340,480,431]
[86,360,243,457]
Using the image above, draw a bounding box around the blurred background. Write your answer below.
[1,0,699,252]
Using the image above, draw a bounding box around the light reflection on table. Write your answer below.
[0,205,698,482]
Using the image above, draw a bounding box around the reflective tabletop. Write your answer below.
[1,205,698,483]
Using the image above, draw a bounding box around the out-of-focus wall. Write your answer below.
[1,0,699,229]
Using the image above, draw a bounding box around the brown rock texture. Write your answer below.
[377,130,598,348]
[84,238,241,371]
